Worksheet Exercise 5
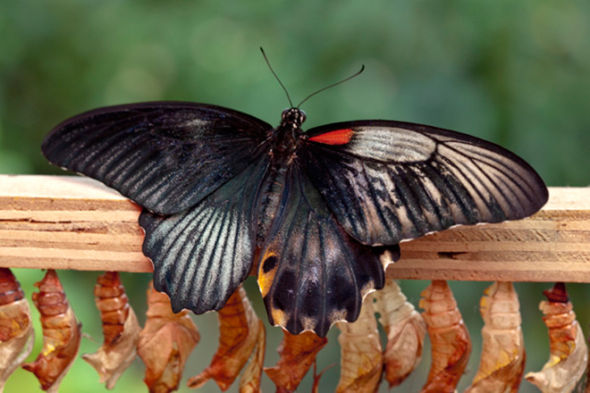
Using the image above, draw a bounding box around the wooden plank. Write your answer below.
[1,175,589,282]
[0,175,151,272]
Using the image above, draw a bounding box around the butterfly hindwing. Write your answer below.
[257,163,392,337]
[139,157,270,313]
[301,120,548,246]
[42,102,272,215]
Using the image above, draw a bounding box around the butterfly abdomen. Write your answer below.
[254,160,288,251]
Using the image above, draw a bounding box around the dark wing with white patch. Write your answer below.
[257,164,394,337]
[139,157,270,314]
[42,102,271,215]
[300,120,548,245]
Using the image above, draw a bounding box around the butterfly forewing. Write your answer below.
[42,102,272,215]
[301,121,548,246]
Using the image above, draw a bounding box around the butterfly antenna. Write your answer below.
[260,47,294,108]
[296,64,365,108]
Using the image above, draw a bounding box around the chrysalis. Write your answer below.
[264,330,327,392]
[336,295,383,393]
[82,271,140,389]
[238,319,265,393]
[373,279,426,388]
[187,286,264,391]
[22,270,82,393]
[525,283,587,393]
[419,280,471,393]
[137,281,200,393]
[0,268,34,393]
[465,282,525,393]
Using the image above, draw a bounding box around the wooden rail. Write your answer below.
[1,175,589,282]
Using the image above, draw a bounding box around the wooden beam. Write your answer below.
[0,175,150,272]
[1,175,589,282]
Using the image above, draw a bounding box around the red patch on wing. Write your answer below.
[308,129,354,145]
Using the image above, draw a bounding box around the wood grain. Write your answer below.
[1,175,589,282]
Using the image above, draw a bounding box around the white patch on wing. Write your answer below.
[182,118,209,128]
[350,127,437,162]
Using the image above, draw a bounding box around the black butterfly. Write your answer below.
[42,97,548,337]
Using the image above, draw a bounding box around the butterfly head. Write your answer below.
[280,107,306,131]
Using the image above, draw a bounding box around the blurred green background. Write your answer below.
[1,1,589,392]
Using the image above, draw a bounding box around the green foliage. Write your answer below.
[1,1,589,392]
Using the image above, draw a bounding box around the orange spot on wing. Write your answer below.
[258,250,278,298]
[308,129,354,145]
[270,308,286,327]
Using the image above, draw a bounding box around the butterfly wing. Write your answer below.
[300,120,548,245]
[42,102,272,215]
[257,163,397,337]
[43,101,273,314]
[139,157,270,313]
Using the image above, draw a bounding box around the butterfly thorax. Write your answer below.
[270,107,307,159]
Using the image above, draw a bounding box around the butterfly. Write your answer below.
[41,78,548,337]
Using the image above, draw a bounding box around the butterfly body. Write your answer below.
[42,101,548,336]
[251,108,305,252]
